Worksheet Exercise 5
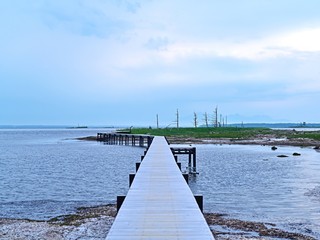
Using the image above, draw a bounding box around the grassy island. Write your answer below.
[131,127,272,139]
[128,127,320,147]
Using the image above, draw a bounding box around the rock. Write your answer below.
[0,205,116,240]
[293,152,301,156]
[277,155,288,158]
[314,146,320,150]
[204,213,316,240]
[271,146,277,150]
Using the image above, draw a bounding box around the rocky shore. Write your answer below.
[0,205,116,240]
[78,135,320,148]
[0,205,316,240]
[166,136,320,148]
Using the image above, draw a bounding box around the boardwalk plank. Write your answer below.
[106,136,214,240]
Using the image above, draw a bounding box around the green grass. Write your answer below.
[130,127,274,139]
[129,127,320,141]
[288,132,320,141]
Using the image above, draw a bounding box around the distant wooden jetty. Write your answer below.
[97,133,153,148]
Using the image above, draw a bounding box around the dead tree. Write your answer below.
[156,114,159,128]
[193,112,198,128]
[203,112,209,127]
[175,109,179,128]
[213,106,218,127]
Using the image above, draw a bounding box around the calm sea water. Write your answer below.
[187,144,320,237]
[0,128,320,238]
[0,128,144,220]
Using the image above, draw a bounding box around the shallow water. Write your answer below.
[0,128,319,238]
[0,128,144,219]
[185,144,320,238]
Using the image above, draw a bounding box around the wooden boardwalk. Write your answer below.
[97,133,153,148]
[106,136,214,240]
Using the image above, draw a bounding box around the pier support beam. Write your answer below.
[171,147,197,174]
[194,195,203,212]
[117,196,126,211]
[129,173,135,187]
[97,133,154,148]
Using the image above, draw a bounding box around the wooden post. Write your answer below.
[129,174,135,187]
[117,196,126,211]
[183,173,189,184]
[194,195,203,212]
[177,162,181,170]
[193,148,197,173]
[136,162,141,172]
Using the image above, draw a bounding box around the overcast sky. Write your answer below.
[1,0,320,126]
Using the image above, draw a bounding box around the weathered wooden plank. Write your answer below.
[106,136,214,240]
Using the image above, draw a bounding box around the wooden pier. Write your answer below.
[171,147,197,174]
[98,133,198,173]
[97,133,153,148]
[106,136,214,239]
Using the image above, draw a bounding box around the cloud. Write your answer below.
[37,1,132,38]
[115,0,142,13]
[155,28,320,61]
[1,0,320,124]
[145,37,169,50]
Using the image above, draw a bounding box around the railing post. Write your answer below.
[194,195,203,212]
[193,147,197,173]
[117,196,126,211]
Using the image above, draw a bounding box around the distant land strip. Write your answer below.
[78,127,320,148]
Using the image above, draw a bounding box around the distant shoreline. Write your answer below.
[166,136,320,148]
[78,135,320,148]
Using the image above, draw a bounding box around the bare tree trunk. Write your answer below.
[156,114,159,128]
[176,109,179,128]
[204,112,209,127]
[214,106,218,128]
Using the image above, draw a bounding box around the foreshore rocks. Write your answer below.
[0,205,116,240]
[0,205,316,240]
[78,134,320,148]
[167,136,320,148]
[205,213,316,240]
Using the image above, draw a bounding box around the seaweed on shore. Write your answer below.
[204,213,316,240]
[1,206,317,240]
[48,204,117,226]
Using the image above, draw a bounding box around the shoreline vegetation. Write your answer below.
[0,205,316,240]
[80,127,320,148]
[131,127,320,147]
